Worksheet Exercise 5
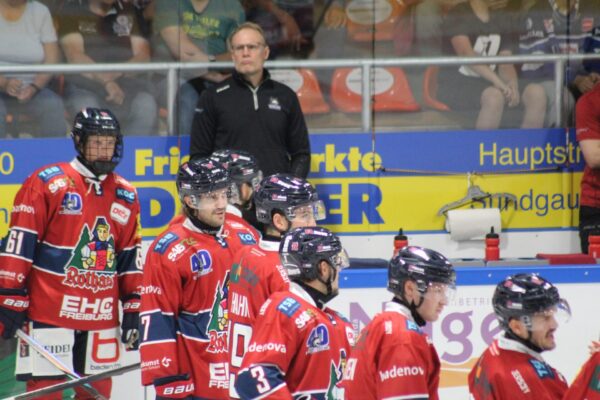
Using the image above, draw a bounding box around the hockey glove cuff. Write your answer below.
[121,297,140,350]
[0,288,29,339]
[154,374,195,399]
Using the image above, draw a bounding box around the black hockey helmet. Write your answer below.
[176,158,230,209]
[254,174,325,224]
[388,246,456,297]
[279,227,349,281]
[210,149,262,187]
[493,273,570,330]
[71,107,123,175]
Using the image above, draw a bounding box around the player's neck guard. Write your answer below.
[505,329,544,353]
[187,214,222,236]
[296,281,334,309]
[392,296,426,327]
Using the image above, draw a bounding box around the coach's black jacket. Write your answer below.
[190,69,311,178]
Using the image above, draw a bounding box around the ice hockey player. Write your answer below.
[139,158,258,399]
[235,226,355,399]
[0,108,142,399]
[339,246,456,399]
[468,273,570,399]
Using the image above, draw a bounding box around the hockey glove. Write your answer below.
[154,374,195,399]
[121,297,140,350]
[0,288,29,339]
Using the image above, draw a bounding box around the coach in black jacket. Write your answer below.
[190,22,311,179]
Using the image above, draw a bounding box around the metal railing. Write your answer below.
[2,53,600,134]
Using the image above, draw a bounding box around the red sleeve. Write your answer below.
[0,175,48,288]
[139,242,186,386]
[117,188,142,301]
[563,352,600,400]
[576,88,600,141]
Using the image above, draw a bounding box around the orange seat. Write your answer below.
[269,68,330,114]
[346,0,407,42]
[422,66,450,111]
[330,67,420,113]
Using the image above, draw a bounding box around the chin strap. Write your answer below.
[505,328,545,353]
[392,295,427,327]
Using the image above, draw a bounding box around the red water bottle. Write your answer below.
[485,227,500,261]
[393,228,408,257]
[588,232,600,258]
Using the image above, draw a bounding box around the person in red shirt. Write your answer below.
[139,158,258,399]
[0,108,141,399]
[576,84,600,252]
[235,226,354,399]
[339,246,456,400]
[227,173,325,397]
[469,273,571,400]
[563,341,600,400]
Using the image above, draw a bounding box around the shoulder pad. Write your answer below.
[37,165,64,182]
[153,232,179,254]
[276,296,301,317]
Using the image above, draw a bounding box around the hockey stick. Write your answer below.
[15,329,107,400]
[6,362,140,400]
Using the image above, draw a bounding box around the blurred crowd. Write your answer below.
[0,0,598,137]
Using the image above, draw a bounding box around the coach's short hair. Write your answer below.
[227,22,268,50]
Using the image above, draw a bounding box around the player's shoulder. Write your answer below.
[31,162,70,183]
[259,291,303,318]
[225,219,258,246]
[149,226,186,257]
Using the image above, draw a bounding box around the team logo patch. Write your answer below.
[277,297,301,317]
[306,324,330,354]
[190,249,212,277]
[529,359,555,379]
[116,188,136,204]
[62,217,116,293]
[154,233,179,254]
[268,97,281,111]
[60,193,82,215]
[206,274,230,353]
[405,319,421,332]
[37,166,63,182]
[110,202,131,225]
[237,232,256,245]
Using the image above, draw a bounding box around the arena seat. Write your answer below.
[330,67,420,113]
[346,0,407,42]
[269,68,330,114]
[422,66,450,111]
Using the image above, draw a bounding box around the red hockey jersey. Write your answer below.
[339,301,441,400]
[0,159,141,331]
[139,217,257,399]
[563,352,600,400]
[235,283,355,399]
[228,238,290,394]
[469,335,568,400]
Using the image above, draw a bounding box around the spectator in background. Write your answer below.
[438,0,546,129]
[58,0,157,136]
[519,0,600,127]
[191,22,311,178]
[0,0,67,138]
[575,84,600,253]
[153,0,244,135]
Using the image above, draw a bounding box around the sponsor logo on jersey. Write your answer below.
[306,324,330,354]
[12,204,35,214]
[141,359,161,371]
[60,193,82,215]
[237,232,256,245]
[259,299,272,316]
[59,295,113,321]
[190,249,212,278]
[206,274,230,354]
[529,359,555,379]
[116,188,136,204]
[247,342,287,354]
[326,349,347,399]
[140,285,162,295]
[379,365,425,382]
[208,362,229,389]
[405,319,421,332]
[154,233,179,254]
[511,369,531,394]
[277,297,301,317]
[231,262,259,286]
[110,202,131,225]
[49,177,70,194]
[63,217,117,293]
[37,166,63,182]
[295,309,316,329]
